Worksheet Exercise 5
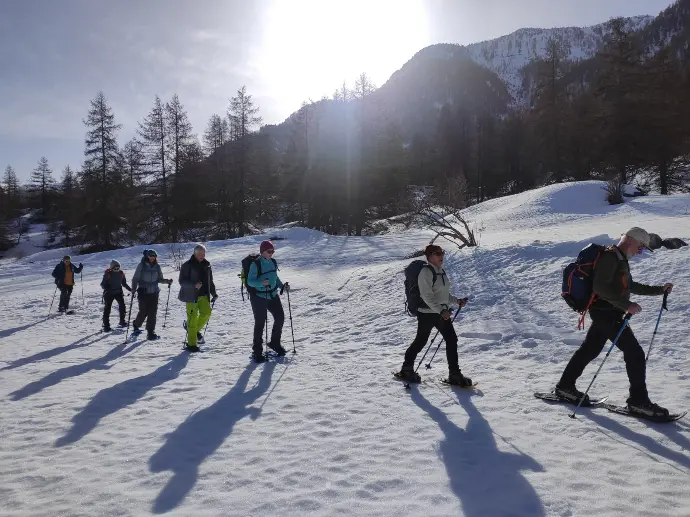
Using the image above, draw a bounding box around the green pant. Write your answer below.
[186,296,212,346]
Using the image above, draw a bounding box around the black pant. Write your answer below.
[103,292,126,326]
[559,309,648,402]
[250,294,284,348]
[134,292,159,333]
[404,312,460,372]
[58,285,73,310]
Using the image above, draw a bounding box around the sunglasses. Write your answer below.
[112,266,120,271]
[265,250,275,255]
[432,251,445,256]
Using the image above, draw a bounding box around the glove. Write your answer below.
[440,309,452,321]
[167,279,173,285]
[212,294,218,302]
[283,282,290,293]
[79,263,83,268]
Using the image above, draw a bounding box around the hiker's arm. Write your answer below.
[51,265,59,279]
[73,263,83,273]
[247,262,262,289]
[178,263,193,287]
[419,267,446,314]
[122,273,132,292]
[209,268,217,297]
[630,279,665,296]
[100,272,108,290]
[131,264,142,291]
[593,253,630,311]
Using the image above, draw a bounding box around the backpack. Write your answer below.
[240,254,277,300]
[404,260,437,316]
[561,244,606,323]
[101,268,124,290]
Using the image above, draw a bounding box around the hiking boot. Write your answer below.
[626,398,670,419]
[147,332,160,341]
[118,320,127,327]
[398,365,421,383]
[267,342,287,356]
[185,345,200,353]
[103,325,112,332]
[58,307,66,313]
[447,371,473,387]
[252,346,266,363]
[196,332,205,345]
[555,384,590,405]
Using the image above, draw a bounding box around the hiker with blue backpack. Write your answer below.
[242,240,290,362]
[397,244,472,386]
[556,227,673,419]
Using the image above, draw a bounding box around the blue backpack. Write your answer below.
[561,244,606,314]
[404,260,437,316]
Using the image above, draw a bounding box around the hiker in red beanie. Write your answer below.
[243,240,290,362]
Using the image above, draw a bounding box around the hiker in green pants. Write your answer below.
[178,244,217,352]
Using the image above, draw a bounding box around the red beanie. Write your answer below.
[260,240,275,253]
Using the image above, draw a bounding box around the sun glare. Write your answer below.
[258,0,430,116]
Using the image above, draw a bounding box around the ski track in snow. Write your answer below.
[1,182,689,516]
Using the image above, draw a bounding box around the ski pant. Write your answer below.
[59,285,73,310]
[250,293,284,348]
[559,308,648,402]
[186,295,212,346]
[404,312,460,372]
[103,292,126,326]
[133,292,159,333]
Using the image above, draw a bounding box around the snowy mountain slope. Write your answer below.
[464,16,653,102]
[1,182,689,516]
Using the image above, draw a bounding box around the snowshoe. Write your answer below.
[267,342,287,356]
[252,346,266,363]
[65,310,76,315]
[147,333,160,341]
[444,371,474,387]
[196,332,205,345]
[554,384,590,406]
[185,345,201,353]
[58,307,66,313]
[102,325,112,332]
[396,365,421,384]
[604,402,686,423]
[131,326,143,336]
[118,321,127,328]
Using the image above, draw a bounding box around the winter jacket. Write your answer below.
[418,263,461,315]
[100,268,132,294]
[247,256,283,299]
[52,261,83,288]
[178,255,217,303]
[592,246,664,313]
[132,257,165,295]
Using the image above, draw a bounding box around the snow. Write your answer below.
[1,181,689,516]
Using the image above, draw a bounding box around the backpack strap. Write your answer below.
[424,264,438,286]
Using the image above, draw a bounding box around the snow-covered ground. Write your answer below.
[1,181,689,517]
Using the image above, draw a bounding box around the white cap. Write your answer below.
[624,227,652,250]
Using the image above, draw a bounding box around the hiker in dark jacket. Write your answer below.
[179,244,217,352]
[100,259,132,331]
[246,240,289,362]
[555,227,674,418]
[51,255,84,312]
[131,249,173,340]
[398,244,471,386]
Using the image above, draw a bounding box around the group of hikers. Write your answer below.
[50,226,675,419]
[50,240,289,359]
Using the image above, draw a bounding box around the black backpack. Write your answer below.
[561,243,606,314]
[404,260,437,316]
[240,254,277,300]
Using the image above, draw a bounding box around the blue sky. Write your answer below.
[0,0,674,181]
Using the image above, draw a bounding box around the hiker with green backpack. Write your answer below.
[398,244,472,386]
[242,240,289,362]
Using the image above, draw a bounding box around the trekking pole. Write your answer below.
[203,299,215,338]
[645,291,669,362]
[124,292,135,343]
[80,271,84,306]
[162,283,171,328]
[284,285,296,354]
[425,304,465,369]
[48,285,58,315]
[265,289,270,348]
[569,313,632,419]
